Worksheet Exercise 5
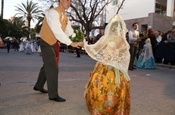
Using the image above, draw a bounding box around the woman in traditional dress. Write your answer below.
[136,38,156,69]
[19,41,25,52]
[25,39,32,55]
[84,14,131,115]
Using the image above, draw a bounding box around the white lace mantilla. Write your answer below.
[84,14,131,82]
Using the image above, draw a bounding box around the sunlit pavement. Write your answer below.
[0,49,175,115]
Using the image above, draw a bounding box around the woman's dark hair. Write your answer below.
[147,28,154,38]
[132,22,138,27]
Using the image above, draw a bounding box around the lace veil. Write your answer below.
[84,14,130,80]
[142,38,154,63]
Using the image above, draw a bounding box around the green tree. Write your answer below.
[0,18,12,38]
[0,17,29,39]
[10,17,29,38]
[15,0,43,35]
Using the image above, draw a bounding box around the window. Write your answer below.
[155,3,166,15]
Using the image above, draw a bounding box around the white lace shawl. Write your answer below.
[84,14,131,82]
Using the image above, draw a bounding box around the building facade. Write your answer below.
[106,0,175,33]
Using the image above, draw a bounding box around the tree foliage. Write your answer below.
[70,29,84,42]
[15,0,43,33]
[0,17,29,39]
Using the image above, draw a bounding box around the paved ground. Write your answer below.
[0,49,175,115]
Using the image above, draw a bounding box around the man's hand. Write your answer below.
[70,42,83,48]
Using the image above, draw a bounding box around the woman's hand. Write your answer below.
[70,42,83,48]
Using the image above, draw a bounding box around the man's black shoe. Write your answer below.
[33,87,48,93]
[49,96,66,102]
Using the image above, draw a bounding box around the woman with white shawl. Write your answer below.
[136,38,156,69]
[84,14,131,115]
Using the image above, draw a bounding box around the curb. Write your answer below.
[156,63,175,69]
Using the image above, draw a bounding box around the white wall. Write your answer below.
[167,0,174,17]
[106,0,155,23]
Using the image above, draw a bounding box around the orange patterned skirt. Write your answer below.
[85,63,130,115]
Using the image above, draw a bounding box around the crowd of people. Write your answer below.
[90,23,175,71]
[134,28,175,69]
[2,37,41,55]
[126,23,175,70]
[153,29,175,65]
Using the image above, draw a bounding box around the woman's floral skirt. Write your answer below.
[85,63,130,115]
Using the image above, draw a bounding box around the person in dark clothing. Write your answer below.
[154,31,163,63]
[163,29,175,65]
[14,39,19,51]
[75,47,81,57]
[147,28,157,58]
[136,33,146,59]
[6,39,11,53]
[94,28,105,43]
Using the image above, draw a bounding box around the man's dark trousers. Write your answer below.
[129,43,137,70]
[34,39,59,98]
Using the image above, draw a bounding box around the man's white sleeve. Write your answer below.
[45,9,72,45]
[65,20,74,36]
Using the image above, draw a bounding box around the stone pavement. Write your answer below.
[0,49,175,115]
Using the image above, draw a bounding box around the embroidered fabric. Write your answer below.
[84,14,130,81]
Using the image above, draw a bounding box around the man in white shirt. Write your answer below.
[33,0,83,102]
[128,22,139,70]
